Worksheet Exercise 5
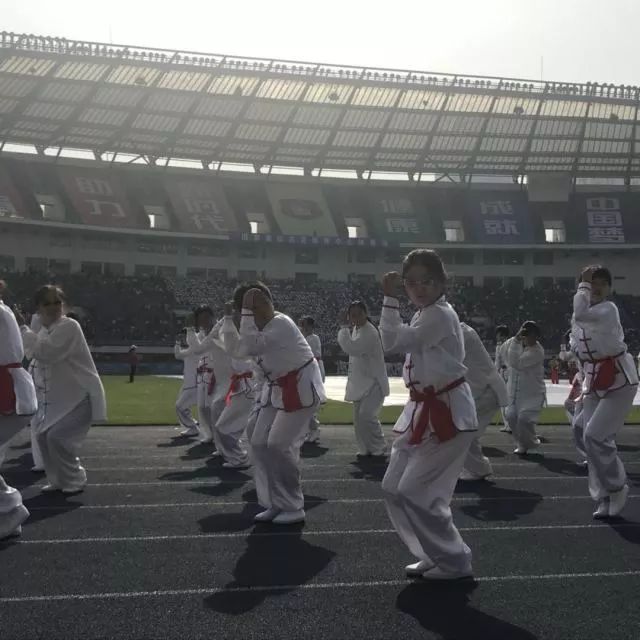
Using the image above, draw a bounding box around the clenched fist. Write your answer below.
[382,272,403,297]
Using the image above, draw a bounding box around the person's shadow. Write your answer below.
[300,442,330,459]
[523,453,588,477]
[203,524,335,614]
[456,482,543,522]
[349,457,388,482]
[608,520,640,545]
[396,581,537,640]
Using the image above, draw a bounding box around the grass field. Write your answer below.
[102,375,640,425]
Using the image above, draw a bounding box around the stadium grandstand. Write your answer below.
[1,32,640,371]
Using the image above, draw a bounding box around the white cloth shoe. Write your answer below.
[459,469,490,481]
[305,432,320,444]
[609,485,629,517]
[0,505,29,540]
[513,446,527,455]
[499,426,512,433]
[593,501,609,519]
[222,461,250,469]
[405,560,435,576]
[421,565,473,580]
[179,427,199,437]
[254,508,281,523]
[31,466,45,473]
[41,484,61,493]
[272,510,306,525]
[198,438,213,444]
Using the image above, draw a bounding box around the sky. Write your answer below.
[0,0,638,86]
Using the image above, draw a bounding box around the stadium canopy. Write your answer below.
[1,32,640,181]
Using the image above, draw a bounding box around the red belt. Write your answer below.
[275,358,314,413]
[225,371,253,405]
[588,351,625,391]
[408,377,466,444]
[0,363,21,416]
[197,365,216,396]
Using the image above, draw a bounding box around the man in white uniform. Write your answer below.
[298,317,324,444]
[494,325,511,433]
[571,266,638,519]
[459,322,509,480]
[174,329,199,437]
[0,283,38,539]
[234,283,325,525]
[337,301,389,457]
[504,321,546,455]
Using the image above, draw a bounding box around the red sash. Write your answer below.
[0,363,21,416]
[408,377,466,445]
[591,352,624,391]
[567,377,582,402]
[225,372,253,405]
[197,365,216,396]
[275,359,314,412]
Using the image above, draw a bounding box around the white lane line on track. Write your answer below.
[21,495,640,511]
[21,494,640,511]
[11,522,640,545]
[2,570,640,603]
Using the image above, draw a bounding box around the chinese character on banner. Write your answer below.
[241,233,249,241]
[75,177,113,197]
[386,218,419,233]
[86,200,126,218]
[184,198,227,231]
[588,227,625,243]
[585,197,620,211]
[483,219,519,235]
[479,201,514,216]
[587,211,622,227]
[300,236,307,244]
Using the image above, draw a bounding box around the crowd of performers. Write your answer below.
[1,250,638,581]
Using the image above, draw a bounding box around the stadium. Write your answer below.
[1,30,640,640]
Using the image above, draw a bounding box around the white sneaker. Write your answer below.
[198,438,213,444]
[533,437,541,446]
[254,508,281,523]
[459,469,490,481]
[499,426,512,433]
[0,505,29,540]
[305,432,320,444]
[609,485,629,517]
[405,560,435,576]
[513,446,527,455]
[210,450,223,458]
[272,509,306,525]
[593,501,609,519]
[41,484,61,493]
[421,565,473,580]
[179,428,199,437]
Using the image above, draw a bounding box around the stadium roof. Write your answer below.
[2,32,640,180]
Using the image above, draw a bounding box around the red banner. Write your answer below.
[0,165,30,220]
[58,168,139,228]
[165,177,237,234]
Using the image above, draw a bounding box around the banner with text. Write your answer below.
[569,193,640,244]
[0,165,30,221]
[466,191,534,244]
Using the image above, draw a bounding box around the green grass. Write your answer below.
[101,375,640,425]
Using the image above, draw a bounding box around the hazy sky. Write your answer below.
[1,0,638,86]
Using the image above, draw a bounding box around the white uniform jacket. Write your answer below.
[504,337,546,411]
[337,322,390,402]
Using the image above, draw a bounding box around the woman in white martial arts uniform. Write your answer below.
[494,325,511,433]
[560,330,587,466]
[459,322,508,481]
[337,301,389,457]
[234,282,325,525]
[380,249,478,581]
[298,317,324,444]
[18,285,106,494]
[0,283,38,539]
[186,306,232,445]
[504,321,546,455]
[27,312,45,471]
[571,266,638,519]
[174,329,200,437]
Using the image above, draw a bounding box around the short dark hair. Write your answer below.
[233,281,273,311]
[348,300,369,315]
[34,284,66,307]
[401,249,446,283]
[591,266,612,287]
[495,324,510,339]
[521,320,541,339]
[299,316,315,329]
[193,305,214,324]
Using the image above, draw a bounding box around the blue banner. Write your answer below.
[232,232,387,247]
[569,193,640,244]
[466,191,534,244]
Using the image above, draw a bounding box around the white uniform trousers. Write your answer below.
[580,385,637,502]
[0,414,31,538]
[213,394,252,466]
[36,397,92,492]
[196,382,225,442]
[382,428,476,574]
[353,383,387,456]
[175,385,198,430]
[250,402,319,512]
[505,403,542,450]
[570,399,587,462]
[463,387,499,478]
[307,412,320,437]
[30,419,44,469]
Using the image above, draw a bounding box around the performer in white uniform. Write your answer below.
[494,325,511,433]
[571,266,638,519]
[380,250,478,580]
[174,329,200,437]
[337,301,389,457]
[234,283,325,525]
[298,317,324,444]
[27,312,45,471]
[459,322,509,480]
[504,321,546,455]
[185,306,232,445]
[18,285,106,494]
[0,283,38,539]
[560,330,587,465]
